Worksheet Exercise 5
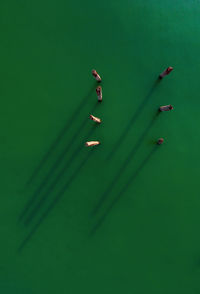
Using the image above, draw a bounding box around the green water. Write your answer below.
[0,0,200,293]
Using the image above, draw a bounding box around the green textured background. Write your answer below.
[0,0,200,293]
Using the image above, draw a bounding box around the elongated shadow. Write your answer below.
[91,145,159,235]
[19,103,98,222]
[107,79,160,160]
[23,124,97,225]
[26,84,96,186]
[18,148,96,253]
[92,112,159,216]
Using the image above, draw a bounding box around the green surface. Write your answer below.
[0,0,200,293]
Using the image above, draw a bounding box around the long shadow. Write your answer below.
[18,148,96,253]
[91,145,159,235]
[107,79,160,161]
[19,102,98,222]
[26,84,96,186]
[23,124,98,226]
[91,112,159,216]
